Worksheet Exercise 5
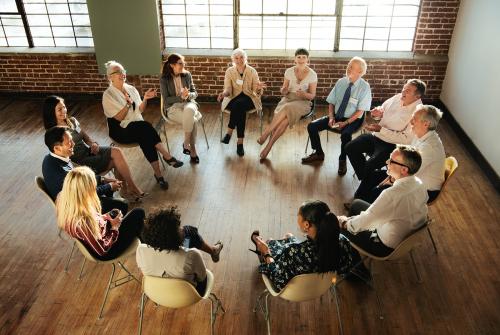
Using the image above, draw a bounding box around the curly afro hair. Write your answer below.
[141,206,183,251]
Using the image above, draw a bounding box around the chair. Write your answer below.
[426,156,459,253]
[254,272,342,335]
[158,96,209,153]
[74,238,140,319]
[106,118,166,170]
[138,269,225,335]
[348,221,430,318]
[219,96,263,141]
[35,176,75,272]
[301,99,317,153]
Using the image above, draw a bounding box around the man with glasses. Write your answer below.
[338,145,428,257]
[345,79,426,181]
[350,104,446,205]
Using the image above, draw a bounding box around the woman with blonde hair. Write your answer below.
[56,166,145,260]
[217,48,266,156]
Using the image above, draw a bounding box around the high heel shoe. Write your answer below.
[154,175,169,190]
[182,144,191,155]
[164,156,183,168]
[249,230,263,261]
[190,155,200,164]
[221,133,231,144]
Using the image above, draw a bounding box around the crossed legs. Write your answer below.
[257,110,290,159]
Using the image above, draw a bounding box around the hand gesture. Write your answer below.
[256,81,267,90]
[370,106,383,119]
[181,87,189,100]
[217,92,227,103]
[364,123,382,132]
[109,180,122,191]
[106,209,123,229]
[90,142,99,155]
[143,88,157,100]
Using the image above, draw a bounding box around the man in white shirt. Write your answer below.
[345,79,426,181]
[338,145,428,257]
[351,104,446,204]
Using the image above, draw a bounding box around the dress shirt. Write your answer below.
[136,243,207,287]
[102,83,144,128]
[346,175,428,249]
[284,66,317,93]
[326,76,372,119]
[413,130,446,191]
[374,94,421,145]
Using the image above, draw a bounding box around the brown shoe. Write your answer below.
[338,159,347,175]
[301,152,325,164]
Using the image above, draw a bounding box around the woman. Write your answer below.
[42,95,145,199]
[217,48,265,156]
[102,60,183,190]
[56,166,145,261]
[257,48,317,160]
[250,200,354,291]
[160,53,201,163]
[136,206,224,295]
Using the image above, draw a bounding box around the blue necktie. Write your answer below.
[335,82,353,120]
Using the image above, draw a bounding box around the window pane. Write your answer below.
[4,26,26,36]
[54,37,76,46]
[310,39,334,51]
[342,16,366,27]
[363,39,387,51]
[71,14,90,26]
[47,4,69,14]
[263,0,286,14]
[76,37,93,47]
[240,0,262,14]
[74,26,92,37]
[211,38,232,48]
[188,37,210,48]
[24,4,47,14]
[393,5,419,16]
[8,37,29,47]
[342,5,367,16]
[388,39,413,51]
[69,3,88,14]
[367,5,393,16]
[49,14,72,26]
[163,15,186,25]
[0,0,17,12]
[165,26,187,37]
[166,37,187,48]
[0,38,7,47]
[366,16,391,27]
[31,26,53,37]
[186,3,208,15]
[33,37,54,46]
[188,25,209,38]
[288,0,312,15]
[52,26,74,37]
[365,27,389,40]
[339,39,362,50]
[239,38,261,49]
[313,0,336,15]
[164,4,185,14]
[210,4,232,15]
[390,27,414,39]
[340,27,364,39]
[391,16,417,28]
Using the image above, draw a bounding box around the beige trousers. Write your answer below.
[167,102,202,142]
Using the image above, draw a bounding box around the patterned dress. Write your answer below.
[258,234,355,291]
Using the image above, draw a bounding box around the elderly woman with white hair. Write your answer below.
[102,60,183,191]
[217,48,266,156]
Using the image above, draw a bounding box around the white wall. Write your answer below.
[441,0,500,175]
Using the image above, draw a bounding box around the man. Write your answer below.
[338,145,428,257]
[302,57,372,176]
[345,79,426,181]
[352,104,446,204]
[42,126,128,214]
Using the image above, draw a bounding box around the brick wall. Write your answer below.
[0,0,459,103]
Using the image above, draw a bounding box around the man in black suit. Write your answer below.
[42,126,128,214]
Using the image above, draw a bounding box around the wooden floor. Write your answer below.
[0,96,498,335]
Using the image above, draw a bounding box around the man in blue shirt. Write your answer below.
[302,57,372,176]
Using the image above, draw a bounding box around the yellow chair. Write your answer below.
[74,238,140,319]
[35,176,75,272]
[138,269,225,335]
[159,95,209,153]
[426,156,459,253]
[254,272,342,335]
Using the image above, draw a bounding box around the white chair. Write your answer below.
[35,176,75,272]
[426,156,459,253]
[74,238,140,319]
[138,269,225,335]
[254,272,342,335]
[219,96,263,141]
[158,96,209,153]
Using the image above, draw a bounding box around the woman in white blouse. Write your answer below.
[257,48,317,160]
[102,61,183,190]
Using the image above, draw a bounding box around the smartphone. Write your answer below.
[109,209,120,219]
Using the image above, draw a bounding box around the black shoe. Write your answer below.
[237,144,244,156]
[182,144,191,155]
[221,133,231,144]
[190,155,200,164]
[154,175,169,190]
[164,156,183,168]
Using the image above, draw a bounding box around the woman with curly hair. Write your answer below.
[136,206,223,294]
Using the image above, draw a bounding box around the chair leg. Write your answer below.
[427,226,438,254]
[410,250,423,283]
[331,283,344,335]
[220,111,224,141]
[305,136,310,154]
[163,122,171,153]
[98,262,116,319]
[64,241,76,272]
[327,129,329,142]
[138,292,146,335]
[259,110,263,135]
[200,118,209,149]
[78,258,86,280]
[264,293,271,335]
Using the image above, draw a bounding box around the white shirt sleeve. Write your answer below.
[185,249,207,283]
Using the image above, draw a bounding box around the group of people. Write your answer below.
[39,47,448,295]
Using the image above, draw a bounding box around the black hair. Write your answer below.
[44,126,69,153]
[397,144,423,175]
[42,95,63,130]
[299,200,339,273]
[141,206,183,251]
[161,53,185,78]
[295,48,309,57]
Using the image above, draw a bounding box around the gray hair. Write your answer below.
[346,56,367,76]
[396,144,422,175]
[104,60,124,76]
[231,48,248,66]
[416,104,443,130]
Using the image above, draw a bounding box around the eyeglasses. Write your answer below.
[109,70,126,76]
[388,159,408,169]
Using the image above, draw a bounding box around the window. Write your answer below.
[0,0,93,47]
[161,0,421,52]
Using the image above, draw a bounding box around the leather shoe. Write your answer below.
[236,144,244,156]
[221,134,231,144]
[301,152,324,164]
[338,159,347,175]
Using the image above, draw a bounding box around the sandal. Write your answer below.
[190,155,200,164]
[164,156,183,168]
[154,175,169,190]
[211,241,224,263]
[182,144,191,155]
[249,230,264,261]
